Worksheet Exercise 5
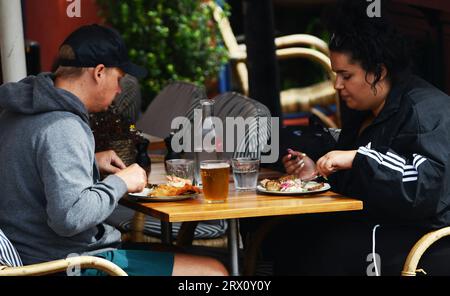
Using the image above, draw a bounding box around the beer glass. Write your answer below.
[200,160,230,203]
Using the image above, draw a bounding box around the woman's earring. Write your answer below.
[371,86,378,96]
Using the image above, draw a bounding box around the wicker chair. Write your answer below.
[210,1,339,128]
[136,81,206,139]
[0,256,127,276]
[402,226,450,276]
[0,229,127,276]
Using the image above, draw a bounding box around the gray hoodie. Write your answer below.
[0,73,127,264]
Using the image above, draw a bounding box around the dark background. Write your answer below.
[227,0,450,95]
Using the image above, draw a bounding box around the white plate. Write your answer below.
[128,188,198,202]
[256,183,331,195]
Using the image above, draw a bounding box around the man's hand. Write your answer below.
[282,148,317,180]
[115,164,147,193]
[95,150,126,174]
[316,150,357,177]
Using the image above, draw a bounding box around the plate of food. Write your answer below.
[257,175,330,195]
[128,176,201,202]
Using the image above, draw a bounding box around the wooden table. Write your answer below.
[120,163,363,275]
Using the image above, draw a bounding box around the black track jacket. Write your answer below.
[329,75,450,229]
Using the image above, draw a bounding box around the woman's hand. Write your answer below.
[282,149,316,180]
[95,150,126,174]
[316,150,357,177]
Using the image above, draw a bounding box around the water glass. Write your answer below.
[165,159,195,184]
[231,158,260,190]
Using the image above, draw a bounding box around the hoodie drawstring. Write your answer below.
[372,224,381,276]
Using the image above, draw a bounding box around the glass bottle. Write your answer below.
[193,99,222,186]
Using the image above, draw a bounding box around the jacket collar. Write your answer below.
[371,75,413,126]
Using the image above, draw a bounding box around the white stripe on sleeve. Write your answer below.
[357,146,428,183]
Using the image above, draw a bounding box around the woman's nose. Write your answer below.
[334,77,344,90]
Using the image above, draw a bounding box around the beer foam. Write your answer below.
[200,162,230,169]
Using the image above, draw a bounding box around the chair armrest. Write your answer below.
[229,46,331,67]
[402,226,450,276]
[229,47,334,96]
[275,47,334,79]
[310,107,338,129]
[234,47,336,79]
[228,50,247,62]
[275,34,329,55]
[0,256,127,276]
[236,35,329,56]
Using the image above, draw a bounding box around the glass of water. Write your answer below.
[231,158,260,191]
[165,159,195,184]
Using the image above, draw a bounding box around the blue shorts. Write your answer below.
[81,249,174,276]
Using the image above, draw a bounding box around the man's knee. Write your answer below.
[173,254,229,276]
[204,257,229,276]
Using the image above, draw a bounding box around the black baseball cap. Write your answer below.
[58,24,147,78]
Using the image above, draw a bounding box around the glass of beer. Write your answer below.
[200,160,230,203]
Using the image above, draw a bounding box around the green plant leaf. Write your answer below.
[96,0,229,110]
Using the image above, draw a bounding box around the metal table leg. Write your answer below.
[161,221,173,245]
[228,218,240,276]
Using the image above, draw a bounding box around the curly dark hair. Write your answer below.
[327,0,412,91]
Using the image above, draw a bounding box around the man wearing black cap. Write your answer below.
[0,24,228,276]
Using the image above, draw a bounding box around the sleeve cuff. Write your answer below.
[102,174,128,198]
[353,148,367,168]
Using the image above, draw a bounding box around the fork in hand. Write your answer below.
[301,172,328,182]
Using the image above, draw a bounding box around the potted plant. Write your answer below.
[96,0,229,110]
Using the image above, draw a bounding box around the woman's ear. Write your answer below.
[380,64,388,81]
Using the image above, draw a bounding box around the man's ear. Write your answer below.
[93,64,106,83]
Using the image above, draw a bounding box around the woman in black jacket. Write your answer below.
[276,0,450,275]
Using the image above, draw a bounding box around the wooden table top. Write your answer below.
[120,163,363,223]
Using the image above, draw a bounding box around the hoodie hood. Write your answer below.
[0,72,89,123]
